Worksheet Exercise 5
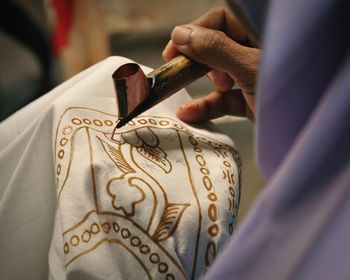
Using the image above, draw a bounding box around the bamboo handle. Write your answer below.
[147,55,210,102]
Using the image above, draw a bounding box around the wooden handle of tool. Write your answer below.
[146,55,210,102]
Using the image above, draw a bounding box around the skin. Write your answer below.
[162,5,261,123]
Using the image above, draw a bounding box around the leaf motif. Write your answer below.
[98,137,135,174]
[137,144,172,173]
[136,127,159,147]
[153,203,190,242]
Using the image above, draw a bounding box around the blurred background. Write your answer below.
[0,0,265,220]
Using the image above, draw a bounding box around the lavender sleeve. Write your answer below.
[204,0,350,279]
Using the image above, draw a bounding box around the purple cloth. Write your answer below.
[204,0,350,279]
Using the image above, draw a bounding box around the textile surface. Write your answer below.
[0,57,241,279]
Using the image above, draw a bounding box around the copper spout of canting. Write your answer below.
[112,63,151,122]
[112,55,210,128]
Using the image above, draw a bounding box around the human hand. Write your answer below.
[162,5,260,123]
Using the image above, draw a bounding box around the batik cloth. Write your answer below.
[0,56,241,279]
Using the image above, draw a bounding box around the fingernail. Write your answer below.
[178,102,198,112]
[207,72,215,82]
[172,25,193,46]
[162,40,172,59]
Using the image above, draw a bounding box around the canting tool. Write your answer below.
[112,55,210,128]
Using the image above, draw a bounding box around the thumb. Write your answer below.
[171,24,259,94]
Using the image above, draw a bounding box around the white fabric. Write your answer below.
[0,57,240,279]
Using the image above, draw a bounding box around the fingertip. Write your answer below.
[176,100,207,123]
[176,102,196,121]
[162,41,172,60]
[162,40,178,61]
[176,101,199,123]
